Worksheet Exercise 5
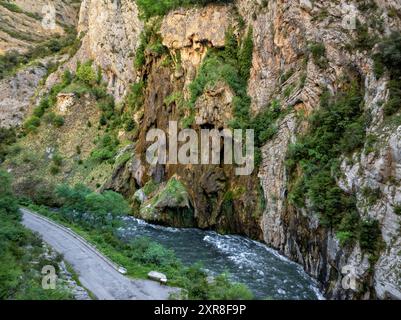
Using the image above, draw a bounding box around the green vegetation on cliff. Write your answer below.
[188,28,254,129]
[286,80,382,253]
[0,128,16,163]
[0,27,78,80]
[373,32,401,117]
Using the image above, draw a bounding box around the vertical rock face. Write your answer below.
[100,1,401,299]
[0,56,60,128]
[160,5,237,95]
[236,0,401,299]
[57,0,143,102]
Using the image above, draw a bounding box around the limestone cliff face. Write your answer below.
[100,1,401,299]
[0,56,57,128]
[237,0,401,299]
[107,4,263,236]
[75,0,143,101]
[43,0,143,102]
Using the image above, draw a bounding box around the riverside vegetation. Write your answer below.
[20,183,253,300]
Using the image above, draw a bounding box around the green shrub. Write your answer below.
[52,154,63,167]
[54,184,130,228]
[127,81,145,111]
[62,82,90,97]
[43,112,64,127]
[33,98,50,118]
[238,28,254,82]
[76,61,97,85]
[54,115,65,127]
[353,21,377,51]
[359,219,382,255]
[309,42,328,69]
[90,133,119,163]
[336,231,354,247]
[0,170,71,300]
[361,186,382,206]
[0,29,77,80]
[394,204,401,216]
[50,165,60,175]
[23,116,41,133]
[373,32,401,116]
[139,240,177,266]
[208,274,253,300]
[251,100,280,147]
[383,80,401,116]
[0,127,16,162]
[181,264,253,300]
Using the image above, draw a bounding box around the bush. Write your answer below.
[23,116,41,133]
[373,32,401,116]
[251,100,281,147]
[76,61,97,85]
[43,112,64,127]
[394,204,401,216]
[336,231,354,247]
[208,274,253,300]
[359,219,382,255]
[0,128,16,162]
[238,28,254,82]
[0,170,19,216]
[90,134,119,163]
[55,184,130,217]
[0,29,77,80]
[138,240,177,266]
[309,42,328,69]
[0,170,71,300]
[181,264,253,300]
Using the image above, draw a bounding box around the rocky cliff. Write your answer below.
[1,0,401,299]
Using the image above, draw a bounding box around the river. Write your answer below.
[118,217,324,300]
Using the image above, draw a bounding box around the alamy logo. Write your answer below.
[146,121,255,176]
[42,4,56,30]
[341,265,358,291]
[42,265,57,290]
[341,3,357,30]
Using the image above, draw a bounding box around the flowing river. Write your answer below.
[118,217,324,300]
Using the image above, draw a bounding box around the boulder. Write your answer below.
[148,271,167,283]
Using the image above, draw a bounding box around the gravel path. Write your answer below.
[21,208,179,300]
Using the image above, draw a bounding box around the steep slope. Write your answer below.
[0,0,81,128]
[0,0,80,54]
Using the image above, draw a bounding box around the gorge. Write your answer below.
[1,0,401,300]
